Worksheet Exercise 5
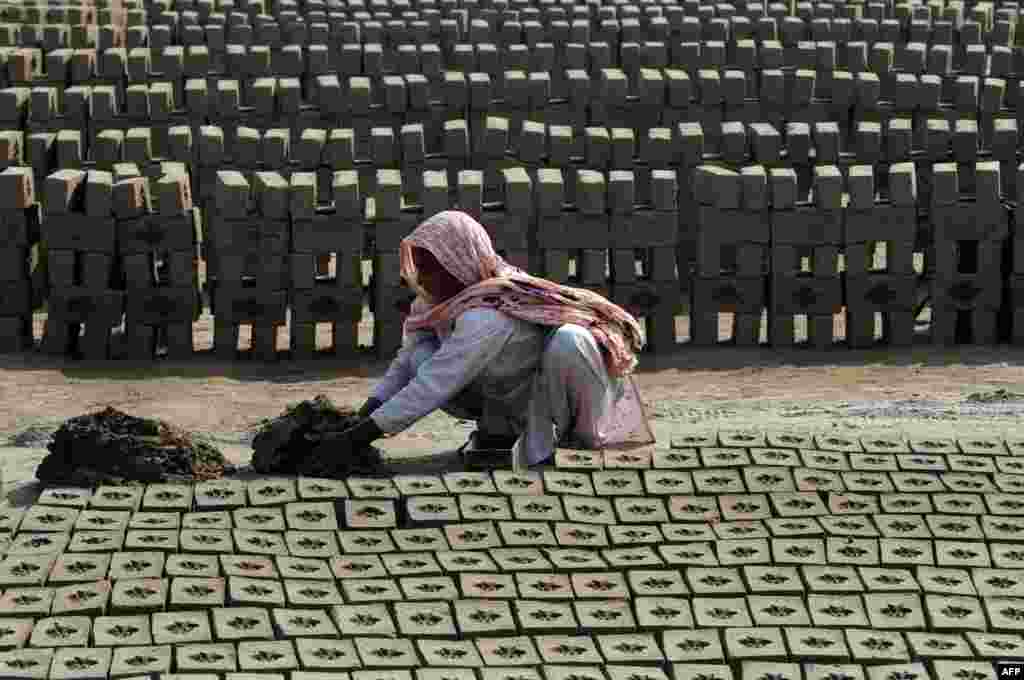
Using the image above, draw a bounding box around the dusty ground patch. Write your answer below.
[2,341,1024,494]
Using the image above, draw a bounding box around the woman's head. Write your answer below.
[400,211,508,303]
[410,246,466,303]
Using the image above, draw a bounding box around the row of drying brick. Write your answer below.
[5,160,1020,252]
[11,112,1024,187]
[6,76,1024,144]
[26,268,1021,359]
[0,0,1014,33]
[5,5,1024,58]
[9,38,1024,107]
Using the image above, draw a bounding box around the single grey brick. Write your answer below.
[333,170,360,219]
[85,170,114,217]
[975,160,1000,204]
[27,133,56,177]
[370,126,396,166]
[290,172,317,218]
[156,172,192,215]
[444,119,469,159]
[457,169,483,215]
[400,124,425,165]
[0,166,34,208]
[813,165,843,210]
[677,122,704,165]
[167,125,193,162]
[44,168,86,215]
[263,128,290,167]
[30,86,58,120]
[518,120,546,164]
[324,129,354,167]
[149,81,175,119]
[650,169,677,211]
[502,167,532,217]
[847,165,875,210]
[55,129,82,168]
[536,168,564,216]
[374,169,402,220]
[124,83,150,118]
[184,78,209,116]
[252,171,290,218]
[198,126,224,166]
[0,130,23,167]
[931,162,959,205]
[294,129,326,167]
[113,175,152,218]
[741,165,768,211]
[576,169,606,214]
[215,170,251,217]
[123,127,153,164]
[770,167,798,210]
[608,170,634,214]
[422,170,449,216]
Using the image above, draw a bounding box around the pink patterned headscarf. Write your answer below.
[399,210,645,377]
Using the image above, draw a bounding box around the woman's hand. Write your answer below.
[311,418,384,473]
[357,398,383,419]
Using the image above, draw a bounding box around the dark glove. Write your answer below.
[310,417,384,472]
[357,398,383,419]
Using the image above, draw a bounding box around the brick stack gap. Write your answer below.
[41,167,125,358]
[0,166,40,353]
[210,169,288,360]
[119,164,201,359]
[926,161,1006,344]
[288,167,365,359]
[844,162,919,348]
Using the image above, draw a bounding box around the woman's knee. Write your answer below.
[547,324,596,358]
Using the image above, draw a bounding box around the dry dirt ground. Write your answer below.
[3,307,1024,498]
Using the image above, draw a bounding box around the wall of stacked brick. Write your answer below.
[0,0,1023,358]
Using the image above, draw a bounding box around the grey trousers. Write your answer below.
[408,324,631,458]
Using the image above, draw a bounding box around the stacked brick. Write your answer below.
[41,168,125,358]
[611,168,683,352]
[288,169,365,359]
[118,164,202,359]
[1012,164,1024,343]
[209,169,289,360]
[535,168,606,291]
[691,164,768,346]
[925,161,1007,344]
[844,162,919,348]
[370,168,417,357]
[769,165,844,348]
[0,166,39,352]
[5,0,1024,357]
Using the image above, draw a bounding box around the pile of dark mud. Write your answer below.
[251,395,382,476]
[36,407,230,485]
